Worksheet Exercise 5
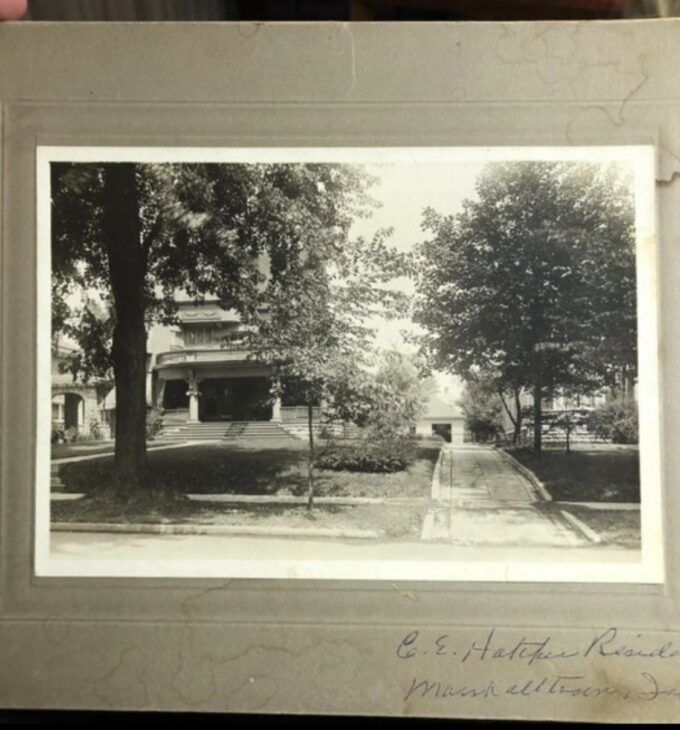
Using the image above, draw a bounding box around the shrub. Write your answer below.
[88,418,105,441]
[587,398,639,444]
[316,436,416,473]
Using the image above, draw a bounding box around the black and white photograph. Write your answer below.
[37,146,662,581]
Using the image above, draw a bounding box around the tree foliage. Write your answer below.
[413,161,637,452]
[244,220,411,507]
[315,352,430,475]
[457,377,505,443]
[52,161,377,495]
[587,397,639,444]
[365,351,430,440]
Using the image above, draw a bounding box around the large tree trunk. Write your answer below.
[513,387,523,445]
[498,386,523,445]
[532,381,543,454]
[102,164,148,496]
[306,403,316,511]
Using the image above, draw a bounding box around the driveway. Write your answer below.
[422,445,587,547]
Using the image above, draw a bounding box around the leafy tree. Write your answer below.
[52,161,374,497]
[245,229,410,509]
[457,376,506,443]
[545,408,591,453]
[364,351,429,439]
[414,161,636,453]
[587,397,639,444]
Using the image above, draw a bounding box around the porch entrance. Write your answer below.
[198,377,272,422]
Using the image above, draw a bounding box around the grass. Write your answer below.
[52,439,172,460]
[51,498,429,540]
[57,440,441,500]
[508,446,640,503]
[52,441,116,459]
[561,505,641,549]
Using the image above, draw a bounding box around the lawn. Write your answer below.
[52,440,173,460]
[508,446,640,503]
[535,502,641,549]
[51,498,430,540]
[57,440,442,499]
[52,441,117,459]
[565,505,641,549]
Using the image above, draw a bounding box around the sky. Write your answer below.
[347,161,487,403]
[60,159,489,406]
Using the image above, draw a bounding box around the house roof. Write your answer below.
[421,393,463,420]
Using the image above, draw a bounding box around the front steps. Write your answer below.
[158,420,298,443]
[224,421,298,441]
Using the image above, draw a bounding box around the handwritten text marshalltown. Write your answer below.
[397,628,680,704]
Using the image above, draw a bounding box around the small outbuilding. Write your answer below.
[414,393,466,445]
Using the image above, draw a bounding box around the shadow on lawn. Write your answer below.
[59,441,441,500]
[509,447,640,502]
[60,443,312,497]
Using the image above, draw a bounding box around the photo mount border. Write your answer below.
[2,22,680,720]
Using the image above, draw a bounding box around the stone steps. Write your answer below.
[158,421,298,442]
[223,422,298,441]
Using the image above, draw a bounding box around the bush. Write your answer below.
[587,398,639,444]
[316,436,416,473]
[88,418,105,441]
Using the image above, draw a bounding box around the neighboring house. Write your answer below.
[499,380,638,444]
[51,342,114,440]
[414,393,466,445]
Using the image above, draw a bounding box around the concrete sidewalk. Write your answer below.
[47,530,636,577]
[422,445,587,547]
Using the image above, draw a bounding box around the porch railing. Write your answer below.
[280,406,322,423]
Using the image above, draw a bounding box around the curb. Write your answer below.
[497,448,553,502]
[559,509,602,544]
[430,447,445,501]
[186,494,425,506]
[49,494,427,506]
[554,501,640,511]
[50,522,381,540]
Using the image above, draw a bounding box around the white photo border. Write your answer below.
[35,145,663,584]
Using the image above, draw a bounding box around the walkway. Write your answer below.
[422,445,586,547]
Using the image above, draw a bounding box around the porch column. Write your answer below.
[270,378,282,422]
[187,371,200,423]
[271,395,282,422]
[156,379,166,411]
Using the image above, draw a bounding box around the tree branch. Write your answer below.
[141,214,163,258]
[497,388,517,428]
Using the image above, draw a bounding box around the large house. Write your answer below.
[149,300,277,422]
[52,298,460,443]
[145,298,311,440]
